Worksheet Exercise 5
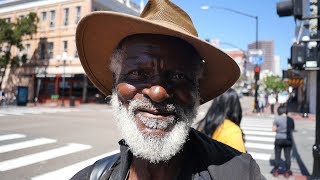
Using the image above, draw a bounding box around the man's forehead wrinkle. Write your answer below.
[124,54,161,66]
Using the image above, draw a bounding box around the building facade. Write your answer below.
[224,49,246,75]
[0,0,141,104]
[273,55,281,76]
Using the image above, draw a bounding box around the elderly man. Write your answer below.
[72,0,264,179]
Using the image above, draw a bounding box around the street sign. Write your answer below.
[306,61,318,68]
[248,49,263,56]
[250,56,264,65]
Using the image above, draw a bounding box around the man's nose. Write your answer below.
[142,85,170,103]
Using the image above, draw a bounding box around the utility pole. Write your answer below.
[254,16,260,112]
[312,0,320,176]
[315,64,320,176]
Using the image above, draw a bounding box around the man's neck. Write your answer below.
[128,154,182,180]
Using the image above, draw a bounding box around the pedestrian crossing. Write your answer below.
[0,132,118,180]
[0,107,80,117]
[0,116,276,179]
[242,116,275,162]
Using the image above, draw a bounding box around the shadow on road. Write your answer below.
[268,138,310,177]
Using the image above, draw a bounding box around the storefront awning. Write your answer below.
[36,66,85,78]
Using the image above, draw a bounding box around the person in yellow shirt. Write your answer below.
[196,88,246,153]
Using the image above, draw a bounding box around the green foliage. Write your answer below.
[0,12,38,68]
[263,75,287,93]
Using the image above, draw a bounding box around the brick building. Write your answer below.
[0,0,141,104]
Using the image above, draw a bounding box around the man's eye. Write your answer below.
[127,70,147,79]
[172,73,186,80]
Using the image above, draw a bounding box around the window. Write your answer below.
[41,12,47,21]
[5,18,11,23]
[75,6,81,24]
[63,41,68,53]
[26,44,31,59]
[74,49,78,58]
[40,43,46,60]
[48,42,54,59]
[18,49,23,58]
[74,40,78,58]
[50,10,55,28]
[63,8,69,26]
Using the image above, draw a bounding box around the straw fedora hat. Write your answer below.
[76,0,240,104]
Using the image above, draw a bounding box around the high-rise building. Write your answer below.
[0,0,141,104]
[273,55,281,76]
[248,40,274,73]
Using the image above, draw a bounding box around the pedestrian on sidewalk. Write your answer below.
[268,93,276,114]
[272,105,295,178]
[71,0,264,179]
[196,88,246,153]
[258,93,266,113]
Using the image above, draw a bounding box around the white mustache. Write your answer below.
[128,98,184,120]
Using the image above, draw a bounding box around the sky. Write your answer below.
[133,0,297,70]
[0,0,296,70]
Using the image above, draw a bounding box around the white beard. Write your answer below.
[111,93,198,163]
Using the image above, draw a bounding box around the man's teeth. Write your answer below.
[141,118,168,129]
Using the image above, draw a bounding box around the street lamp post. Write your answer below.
[201,5,260,111]
[201,5,259,48]
[60,52,67,107]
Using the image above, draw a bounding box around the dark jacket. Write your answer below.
[72,128,264,180]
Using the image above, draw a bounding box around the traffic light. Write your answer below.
[254,66,260,80]
[276,0,303,20]
[291,43,306,66]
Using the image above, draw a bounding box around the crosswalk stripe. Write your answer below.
[32,150,120,180]
[0,107,79,117]
[22,109,43,114]
[241,124,272,128]
[243,130,275,136]
[242,119,273,121]
[248,152,272,161]
[242,122,272,125]
[245,136,275,142]
[245,142,274,150]
[0,134,26,141]
[0,138,57,153]
[0,111,23,115]
[242,127,272,131]
[0,143,91,171]
[242,121,273,123]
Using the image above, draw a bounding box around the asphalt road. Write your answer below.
[0,105,121,180]
[0,100,316,180]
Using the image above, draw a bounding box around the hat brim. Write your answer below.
[76,11,240,104]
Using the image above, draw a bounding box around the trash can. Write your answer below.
[17,86,28,106]
[69,96,75,107]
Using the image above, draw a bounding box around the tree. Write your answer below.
[263,75,287,93]
[0,12,38,90]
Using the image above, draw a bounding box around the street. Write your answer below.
[0,98,315,180]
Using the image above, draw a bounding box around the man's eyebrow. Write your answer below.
[126,55,159,64]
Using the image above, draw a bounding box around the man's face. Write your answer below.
[111,34,201,163]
